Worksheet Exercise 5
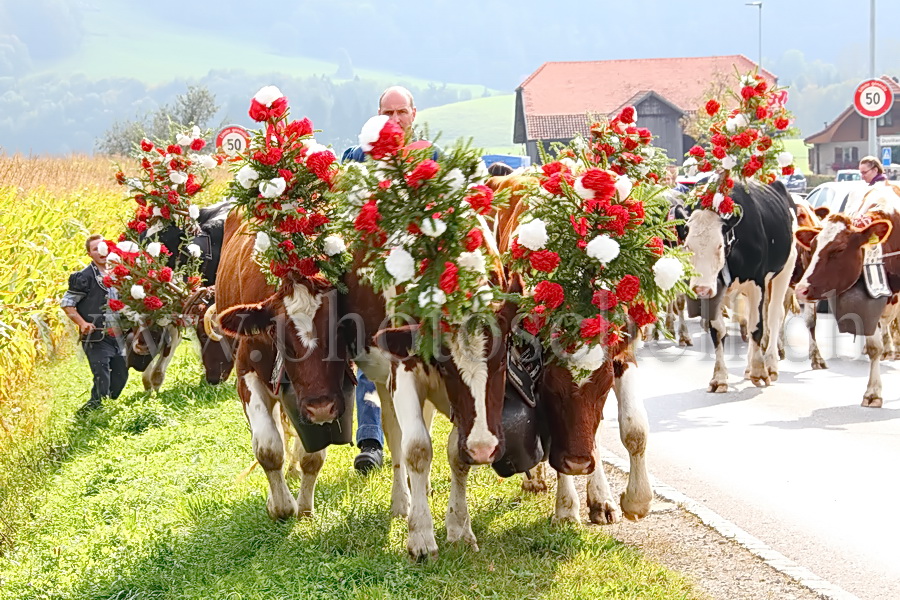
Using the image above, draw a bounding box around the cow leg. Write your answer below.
[614,363,651,520]
[676,296,692,346]
[744,284,770,387]
[393,367,438,560]
[378,380,409,518]
[706,300,729,393]
[863,327,884,407]
[763,262,795,380]
[144,327,182,391]
[587,424,620,525]
[522,461,550,494]
[445,426,478,550]
[553,473,581,523]
[293,440,325,518]
[241,371,297,520]
[804,302,827,370]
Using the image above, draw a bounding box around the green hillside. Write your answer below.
[417,94,522,155]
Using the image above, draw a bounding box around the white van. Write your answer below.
[835,169,862,182]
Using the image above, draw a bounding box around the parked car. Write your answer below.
[778,173,807,194]
[835,169,862,182]
[804,181,869,214]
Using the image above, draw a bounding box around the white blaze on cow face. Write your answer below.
[795,219,845,297]
[446,329,497,463]
[282,283,323,349]
[685,210,726,298]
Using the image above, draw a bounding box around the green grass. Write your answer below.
[418,94,525,156]
[0,340,699,600]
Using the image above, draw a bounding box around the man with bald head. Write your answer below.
[342,85,440,474]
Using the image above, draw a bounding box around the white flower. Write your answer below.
[740,74,756,87]
[152,207,162,217]
[418,286,447,307]
[514,219,548,251]
[712,193,725,210]
[653,256,685,291]
[130,284,146,300]
[777,151,793,167]
[254,232,271,254]
[359,115,390,151]
[344,161,368,178]
[117,240,139,254]
[683,157,699,177]
[721,155,738,170]
[106,252,120,264]
[420,218,447,238]
[725,114,749,132]
[189,204,200,220]
[97,241,108,257]
[303,140,334,156]
[191,125,200,139]
[385,247,415,283]
[169,171,187,185]
[570,344,606,373]
[156,316,172,327]
[319,236,343,256]
[127,178,144,192]
[573,176,595,200]
[586,235,620,265]
[195,154,218,170]
[186,244,202,258]
[236,165,259,189]
[259,177,287,198]
[146,242,161,258]
[446,168,466,192]
[253,85,284,107]
[615,175,633,200]
[176,132,192,146]
[458,250,486,273]
[474,159,490,180]
[560,157,579,173]
[572,136,588,152]
[471,285,494,311]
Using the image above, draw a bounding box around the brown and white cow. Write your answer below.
[795,184,900,407]
[489,174,652,525]
[215,211,353,519]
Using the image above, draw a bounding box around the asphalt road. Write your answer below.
[600,311,900,600]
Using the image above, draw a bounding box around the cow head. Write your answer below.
[376,287,520,466]
[218,276,350,424]
[195,302,234,385]
[683,208,739,299]
[794,214,893,301]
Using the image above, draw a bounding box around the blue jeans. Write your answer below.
[355,372,383,446]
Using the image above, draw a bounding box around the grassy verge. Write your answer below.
[0,343,700,600]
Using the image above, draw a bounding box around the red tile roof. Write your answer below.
[517,55,776,140]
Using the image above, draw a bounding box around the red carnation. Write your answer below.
[523,314,545,336]
[740,86,758,100]
[774,117,790,130]
[637,128,653,143]
[405,159,441,189]
[623,137,639,151]
[782,165,795,176]
[718,197,735,214]
[705,99,721,116]
[647,236,665,256]
[755,106,769,120]
[580,315,610,340]
[618,106,636,124]
[627,199,645,225]
[439,262,459,295]
[465,228,483,251]
[354,200,381,233]
[601,204,630,237]
[570,215,589,237]
[592,289,618,311]
[628,303,657,328]
[755,80,769,94]
[369,120,404,160]
[108,299,125,311]
[190,138,206,151]
[143,296,164,311]
[184,175,202,196]
[699,160,714,172]
[580,168,616,200]
[534,281,565,310]
[115,171,125,184]
[711,133,729,148]
[269,97,288,120]
[511,238,529,259]
[166,144,182,155]
[296,257,319,277]
[249,99,268,121]
[287,118,314,139]
[541,161,569,177]
[466,184,494,214]
[688,145,706,158]
[541,172,574,196]
[253,147,283,166]
[712,146,726,159]
[307,151,336,181]
[112,264,131,278]
[616,275,640,302]
[529,250,560,273]
[157,267,173,282]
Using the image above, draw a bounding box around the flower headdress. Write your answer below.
[507,108,692,381]
[684,70,796,217]
[339,116,507,360]
[116,125,221,237]
[227,86,349,287]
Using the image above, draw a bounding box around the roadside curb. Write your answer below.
[602,453,862,600]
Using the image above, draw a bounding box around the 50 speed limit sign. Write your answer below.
[216,125,251,157]
[853,79,894,119]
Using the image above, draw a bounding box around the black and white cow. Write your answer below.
[682,180,797,392]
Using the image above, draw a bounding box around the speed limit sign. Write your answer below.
[215,125,251,157]
[853,79,894,119]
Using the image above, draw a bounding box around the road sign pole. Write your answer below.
[869,0,877,157]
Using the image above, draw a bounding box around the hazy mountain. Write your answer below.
[1,0,898,154]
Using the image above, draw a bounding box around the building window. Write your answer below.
[851,147,859,162]
[878,113,894,127]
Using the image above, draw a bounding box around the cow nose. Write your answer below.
[303,398,338,424]
[693,286,713,299]
[466,441,498,465]
[562,456,594,475]
[794,284,809,300]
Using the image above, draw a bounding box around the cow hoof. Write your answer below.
[391,497,410,519]
[620,492,651,521]
[707,381,728,393]
[750,375,771,387]
[551,510,581,525]
[862,395,883,408]
[521,477,548,495]
[407,532,439,562]
[266,498,297,521]
[446,528,479,551]
[811,358,828,370]
[679,337,693,347]
[296,506,314,519]
[589,501,621,525]
[778,348,786,360]
[768,369,779,382]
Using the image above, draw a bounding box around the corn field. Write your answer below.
[0,154,128,423]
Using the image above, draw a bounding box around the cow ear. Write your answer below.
[813,206,830,221]
[858,219,893,245]
[374,325,419,359]
[795,227,820,250]
[217,296,278,337]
